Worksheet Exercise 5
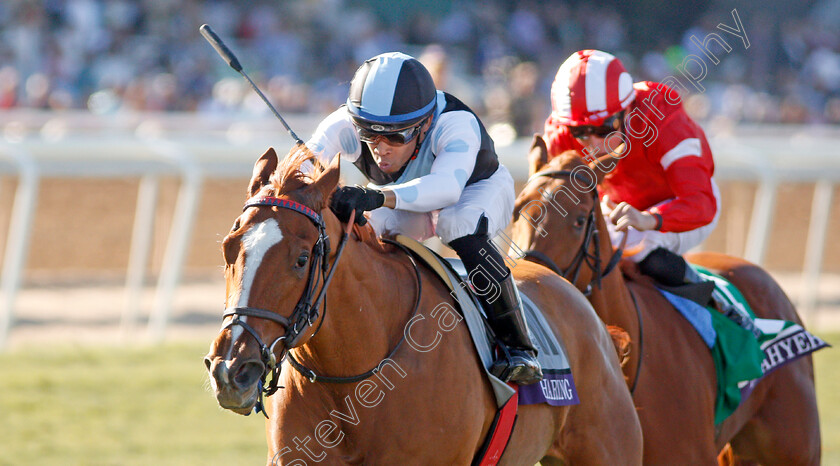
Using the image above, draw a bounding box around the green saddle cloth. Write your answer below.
[664,265,828,425]
[693,266,764,425]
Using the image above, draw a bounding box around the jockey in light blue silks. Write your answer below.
[305,52,542,384]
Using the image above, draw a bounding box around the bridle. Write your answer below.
[218,196,423,417]
[220,196,340,414]
[521,169,642,394]
[522,169,624,296]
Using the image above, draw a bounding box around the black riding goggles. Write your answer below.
[355,121,423,145]
[569,111,623,140]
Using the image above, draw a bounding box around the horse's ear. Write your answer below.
[589,153,620,185]
[528,134,549,176]
[307,153,341,205]
[248,147,278,198]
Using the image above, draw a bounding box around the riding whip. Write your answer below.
[199,24,304,145]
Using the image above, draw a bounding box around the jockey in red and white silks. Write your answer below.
[543,49,720,262]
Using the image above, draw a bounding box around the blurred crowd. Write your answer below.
[2,0,840,139]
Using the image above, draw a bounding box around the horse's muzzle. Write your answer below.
[204,355,264,414]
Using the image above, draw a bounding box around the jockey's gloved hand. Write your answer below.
[329,185,385,226]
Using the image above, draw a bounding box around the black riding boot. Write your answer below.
[484,273,544,385]
[449,223,543,385]
[639,247,761,338]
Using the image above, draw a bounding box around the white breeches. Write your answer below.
[367,165,515,244]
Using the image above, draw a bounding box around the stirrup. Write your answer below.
[490,345,543,385]
[723,306,762,339]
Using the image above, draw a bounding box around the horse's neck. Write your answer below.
[586,212,637,329]
[293,238,415,380]
[277,238,460,460]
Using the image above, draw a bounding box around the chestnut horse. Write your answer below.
[204,147,642,465]
[511,140,820,465]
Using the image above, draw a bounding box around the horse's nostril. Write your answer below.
[234,361,264,389]
[204,357,212,372]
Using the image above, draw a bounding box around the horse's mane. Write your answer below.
[267,145,329,210]
[266,146,390,252]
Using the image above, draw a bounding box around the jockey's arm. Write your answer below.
[649,156,717,232]
[304,108,364,167]
[642,110,717,233]
[605,197,659,232]
[381,189,397,208]
[385,111,480,212]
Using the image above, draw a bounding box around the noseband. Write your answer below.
[220,196,345,415]
[522,169,624,295]
[217,196,424,418]
[522,169,642,394]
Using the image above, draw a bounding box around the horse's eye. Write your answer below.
[575,216,586,228]
[295,252,309,268]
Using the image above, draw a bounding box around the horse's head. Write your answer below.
[511,136,607,285]
[204,146,341,415]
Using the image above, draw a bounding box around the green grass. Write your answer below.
[0,342,264,465]
[816,333,840,464]
[0,335,836,464]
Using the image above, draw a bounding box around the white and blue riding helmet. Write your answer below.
[346,52,437,135]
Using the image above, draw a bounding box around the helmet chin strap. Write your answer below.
[410,115,433,160]
[410,136,423,160]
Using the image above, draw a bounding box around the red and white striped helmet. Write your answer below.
[550,50,636,126]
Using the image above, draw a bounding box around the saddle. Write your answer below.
[620,259,829,424]
[392,234,582,465]
[392,235,579,407]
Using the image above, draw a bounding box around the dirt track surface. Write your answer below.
[5,271,840,350]
[6,276,225,349]
[2,178,840,273]
[1,178,840,348]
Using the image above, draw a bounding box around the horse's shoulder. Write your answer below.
[512,261,604,330]
[513,260,585,301]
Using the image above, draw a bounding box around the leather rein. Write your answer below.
[520,169,643,394]
[218,196,421,417]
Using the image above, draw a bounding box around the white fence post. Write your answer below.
[144,140,203,342]
[744,177,777,266]
[0,145,39,349]
[800,180,834,323]
[121,175,160,335]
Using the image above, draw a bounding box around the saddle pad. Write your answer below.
[660,265,829,424]
[443,258,578,407]
[517,291,580,406]
[694,266,829,396]
[393,235,578,408]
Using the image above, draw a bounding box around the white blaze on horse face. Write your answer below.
[237,218,285,307]
[227,218,284,359]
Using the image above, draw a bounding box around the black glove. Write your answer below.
[329,185,385,226]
